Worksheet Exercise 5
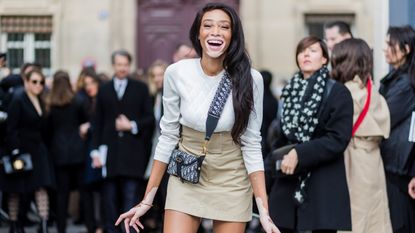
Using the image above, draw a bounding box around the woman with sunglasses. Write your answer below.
[1,68,54,233]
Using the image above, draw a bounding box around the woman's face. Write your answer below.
[384,35,408,68]
[151,65,165,91]
[25,72,44,96]
[297,42,327,78]
[84,76,98,97]
[198,9,232,59]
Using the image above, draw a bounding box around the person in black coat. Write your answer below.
[267,36,353,233]
[90,50,155,233]
[260,70,278,157]
[46,71,87,233]
[379,25,415,233]
[0,69,54,233]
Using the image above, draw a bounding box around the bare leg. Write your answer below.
[212,220,246,233]
[164,210,201,233]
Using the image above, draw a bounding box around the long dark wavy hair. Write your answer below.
[189,2,253,144]
[331,38,372,85]
[387,25,415,87]
[47,70,74,109]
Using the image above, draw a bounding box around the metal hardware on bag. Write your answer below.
[202,140,209,155]
[13,159,24,170]
[175,156,183,163]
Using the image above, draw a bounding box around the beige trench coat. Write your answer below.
[340,76,392,233]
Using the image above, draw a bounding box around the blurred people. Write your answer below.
[46,71,87,233]
[142,59,169,231]
[0,53,10,80]
[379,25,415,233]
[172,43,198,63]
[0,63,41,111]
[268,36,353,233]
[260,70,278,157]
[0,69,54,233]
[331,38,392,233]
[78,69,104,233]
[324,21,353,52]
[90,49,154,233]
[76,67,96,96]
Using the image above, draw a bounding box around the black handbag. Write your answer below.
[167,72,232,184]
[1,153,33,174]
[270,144,297,177]
[167,147,206,184]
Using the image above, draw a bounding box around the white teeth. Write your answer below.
[207,39,223,45]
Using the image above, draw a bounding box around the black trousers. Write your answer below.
[102,177,143,233]
[55,164,83,233]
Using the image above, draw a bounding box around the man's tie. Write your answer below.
[116,82,123,99]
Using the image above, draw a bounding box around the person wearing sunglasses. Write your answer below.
[0,68,54,233]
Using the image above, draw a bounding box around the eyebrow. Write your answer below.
[202,19,231,23]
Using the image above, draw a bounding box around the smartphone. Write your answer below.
[275,160,282,171]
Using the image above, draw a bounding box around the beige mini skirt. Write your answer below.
[165,126,253,222]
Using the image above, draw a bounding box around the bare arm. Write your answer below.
[115,160,167,233]
[249,171,280,233]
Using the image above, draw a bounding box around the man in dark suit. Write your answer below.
[90,49,155,233]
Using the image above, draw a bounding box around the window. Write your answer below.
[304,13,355,39]
[0,16,52,75]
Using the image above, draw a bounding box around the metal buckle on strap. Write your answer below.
[202,140,209,155]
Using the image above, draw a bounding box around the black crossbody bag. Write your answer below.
[167,73,232,184]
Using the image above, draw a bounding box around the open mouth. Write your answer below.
[206,39,225,52]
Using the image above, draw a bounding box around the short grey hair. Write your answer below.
[111,49,132,64]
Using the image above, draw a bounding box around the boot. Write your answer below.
[9,221,25,233]
[37,220,48,233]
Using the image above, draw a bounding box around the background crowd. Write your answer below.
[0,20,414,233]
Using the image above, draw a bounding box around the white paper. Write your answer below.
[409,112,415,142]
[99,144,108,177]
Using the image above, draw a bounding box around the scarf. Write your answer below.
[281,66,329,143]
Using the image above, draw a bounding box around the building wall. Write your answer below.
[0,0,136,79]
[241,0,389,84]
[1,0,390,82]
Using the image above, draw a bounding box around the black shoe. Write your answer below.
[9,221,25,233]
[37,220,48,233]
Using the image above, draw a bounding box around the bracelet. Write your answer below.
[140,202,153,207]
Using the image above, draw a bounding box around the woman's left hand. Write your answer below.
[409,177,415,199]
[259,214,281,233]
[281,149,298,175]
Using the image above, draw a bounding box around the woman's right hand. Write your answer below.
[79,122,90,139]
[115,202,152,233]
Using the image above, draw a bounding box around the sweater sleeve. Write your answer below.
[240,70,265,174]
[153,65,181,164]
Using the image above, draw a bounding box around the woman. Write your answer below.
[267,36,353,233]
[1,69,54,233]
[115,3,279,233]
[78,69,104,233]
[46,70,87,233]
[331,38,392,233]
[379,25,415,233]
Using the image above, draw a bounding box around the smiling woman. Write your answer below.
[115,2,280,233]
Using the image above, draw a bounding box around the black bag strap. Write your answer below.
[203,72,233,154]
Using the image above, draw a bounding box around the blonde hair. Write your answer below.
[147,59,168,96]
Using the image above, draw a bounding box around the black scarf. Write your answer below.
[281,66,329,143]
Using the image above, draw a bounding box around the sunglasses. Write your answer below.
[31,80,45,86]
